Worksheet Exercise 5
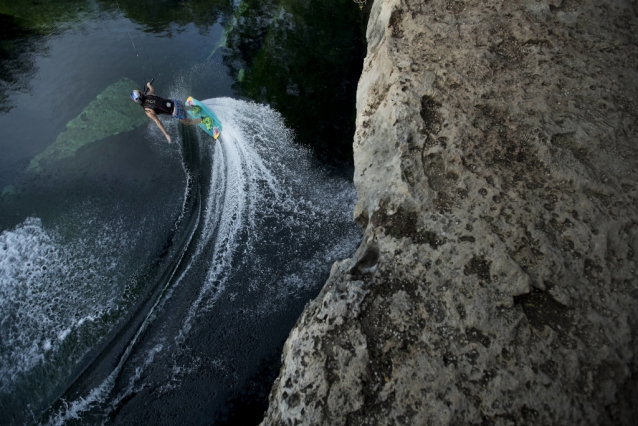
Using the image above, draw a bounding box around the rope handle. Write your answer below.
[143,78,154,94]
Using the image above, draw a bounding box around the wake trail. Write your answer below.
[47,98,360,424]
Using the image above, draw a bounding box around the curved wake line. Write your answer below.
[45,196,202,426]
[41,122,202,425]
[47,98,361,423]
[176,98,320,343]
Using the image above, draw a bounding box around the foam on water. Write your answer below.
[175,97,359,341]
[0,207,146,406]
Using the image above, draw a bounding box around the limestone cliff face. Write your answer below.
[262,0,638,424]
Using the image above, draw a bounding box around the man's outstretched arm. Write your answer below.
[145,110,171,143]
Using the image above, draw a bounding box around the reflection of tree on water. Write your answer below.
[96,0,233,35]
[0,0,232,34]
[223,0,367,163]
[0,0,90,33]
[0,14,41,113]
[0,0,233,113]
[0,0,95,113]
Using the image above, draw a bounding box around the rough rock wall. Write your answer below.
[262,0,638,424]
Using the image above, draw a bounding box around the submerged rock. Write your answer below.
[263,0,638,424]
[28,77,147,172]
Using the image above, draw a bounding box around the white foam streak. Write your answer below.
[172,98,359,341]
[176,107,250,341]
[0,216,133,394]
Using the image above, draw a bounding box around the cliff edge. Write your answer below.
[262,0,638,424]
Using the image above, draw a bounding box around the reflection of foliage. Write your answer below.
[0,0,92,33]
[96,0,233,35]
[0,0,233,34]
[0,0,93,112]
[206,2,249,60]
[28,78,148,172]
[0,14,41,113]
[0,0,233,113]
[224,0,366,163]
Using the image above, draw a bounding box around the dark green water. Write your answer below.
[0,1,367,424]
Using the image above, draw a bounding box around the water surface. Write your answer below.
[0,0,366,424]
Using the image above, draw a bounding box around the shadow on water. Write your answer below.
[212,346,282,425]
[0,0,231,34]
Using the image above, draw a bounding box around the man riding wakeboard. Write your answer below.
[130,82,201,143]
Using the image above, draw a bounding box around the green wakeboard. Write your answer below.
[186,97,222,139]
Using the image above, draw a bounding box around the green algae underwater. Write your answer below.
[28,77,147,172]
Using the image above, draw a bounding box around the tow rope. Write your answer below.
[114,0,157,85]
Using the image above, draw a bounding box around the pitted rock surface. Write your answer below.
[262,0,638,424]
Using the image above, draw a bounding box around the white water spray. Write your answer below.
[45,98,360,424]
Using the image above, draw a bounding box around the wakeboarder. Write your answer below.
[130,82,201,143]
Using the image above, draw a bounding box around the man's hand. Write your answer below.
[165,133,171,143]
